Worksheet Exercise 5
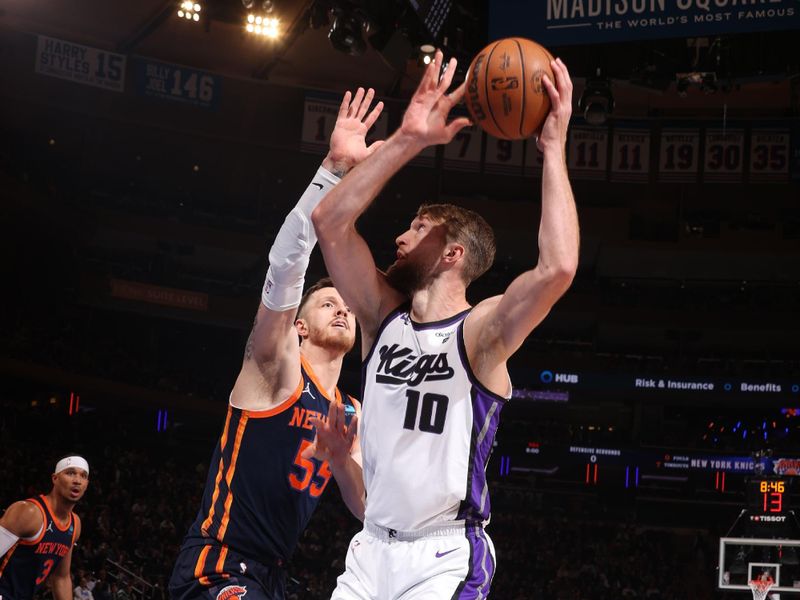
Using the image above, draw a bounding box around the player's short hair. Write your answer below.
[296,277,335,320]
[417,203,496,284]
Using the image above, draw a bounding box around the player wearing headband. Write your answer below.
[0,455,89,600]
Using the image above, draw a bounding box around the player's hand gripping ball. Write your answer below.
[464,37,554,140]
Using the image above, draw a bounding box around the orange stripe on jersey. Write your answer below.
[300,356,341,404]
[201,407,234,534]
[244,377,304,419]
[0,543,18,576]
[194,545,212,586]
[41,495,71,532]
[215,545,230,579]
[217,414,249,539]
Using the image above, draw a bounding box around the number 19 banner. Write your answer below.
[658,128,700,183]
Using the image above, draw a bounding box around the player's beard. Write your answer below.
[385,258,435,296]
[310,324,355,354]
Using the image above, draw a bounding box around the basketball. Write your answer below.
[464,37,554,140]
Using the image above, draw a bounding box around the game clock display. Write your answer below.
[748,478,789,515]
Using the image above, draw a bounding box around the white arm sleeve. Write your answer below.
[0,524,20,554]
[261,166,341,311]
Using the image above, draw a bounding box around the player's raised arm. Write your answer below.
[466,58,579,366]
[231,89,384,410]
[312,51,471,344]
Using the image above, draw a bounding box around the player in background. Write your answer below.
[0,455,89,600]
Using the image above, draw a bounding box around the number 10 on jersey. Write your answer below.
[403,390,449,435]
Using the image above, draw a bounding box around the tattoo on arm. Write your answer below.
[244,316,258,361]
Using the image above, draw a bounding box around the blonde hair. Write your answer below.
[417,203,496,284]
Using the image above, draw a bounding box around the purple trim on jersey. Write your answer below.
[450,525,495,600]
[409,307,471,331]
[455,322,510,404]
[455,322,507,522]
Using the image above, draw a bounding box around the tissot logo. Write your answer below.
[376,344,454,386]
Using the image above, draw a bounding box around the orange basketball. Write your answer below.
[464,37,554,140]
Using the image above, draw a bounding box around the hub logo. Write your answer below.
[540,370,579,384]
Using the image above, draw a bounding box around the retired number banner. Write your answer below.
[35,35,126,92]
[611,128,650,183]
[568,127,608,180]
[301,93,388,153]
[704,129,744,183]
[749,129,789,183]
[658,128,700,183]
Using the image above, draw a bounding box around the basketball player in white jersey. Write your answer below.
[310,50,578,598]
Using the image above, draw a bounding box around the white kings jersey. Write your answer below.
[361,305,510,531]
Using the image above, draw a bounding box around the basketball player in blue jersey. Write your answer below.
[311,51,578,598]
[0,455,89,600]
[169,88,385,600]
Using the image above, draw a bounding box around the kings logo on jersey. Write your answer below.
[375,344,454,386]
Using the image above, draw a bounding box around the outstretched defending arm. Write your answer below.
[465,58,579,377]
[312,51,471,345]
[230,90,384,411]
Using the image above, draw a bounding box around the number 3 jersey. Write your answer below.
[0,495,77,600]
[361,306,509,532]
[181,357,357,564]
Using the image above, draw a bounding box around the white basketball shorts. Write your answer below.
[330,521,496,600]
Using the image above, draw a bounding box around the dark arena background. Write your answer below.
[1,1,800,599]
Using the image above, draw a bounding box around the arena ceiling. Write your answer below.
[0,0,797,112]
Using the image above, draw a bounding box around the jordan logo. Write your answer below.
[302,383,315,399]
[46,522,54,533]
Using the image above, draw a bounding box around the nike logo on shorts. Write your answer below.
[435,548,458,558]
[312,182,324,190]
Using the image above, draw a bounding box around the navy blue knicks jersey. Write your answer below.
[182,357,356,566]
[0,496,77,600]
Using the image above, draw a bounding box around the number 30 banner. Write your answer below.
[704,129,745,183]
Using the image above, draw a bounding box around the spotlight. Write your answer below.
[245,12,280,38]
[578,69,614,126]
[419,43,435,67]
[329,12,366,56]
[177,0,202,22]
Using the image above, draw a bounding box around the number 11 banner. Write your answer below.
[611,128,651,183]
[658,128,700,183]
[567,127,608,180]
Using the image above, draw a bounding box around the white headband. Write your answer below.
[55,456,90,475]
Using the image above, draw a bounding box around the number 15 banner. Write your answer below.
[35,35,126,92]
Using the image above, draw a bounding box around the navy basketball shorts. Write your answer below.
[169,542,286,600]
